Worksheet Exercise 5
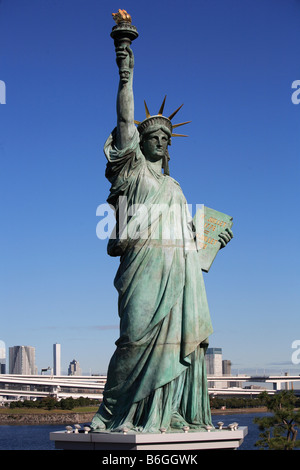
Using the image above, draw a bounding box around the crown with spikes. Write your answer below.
[134,96,191,137]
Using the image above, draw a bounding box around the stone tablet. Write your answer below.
[193,206,233,273]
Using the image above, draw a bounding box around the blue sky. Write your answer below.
[0,0,299,376]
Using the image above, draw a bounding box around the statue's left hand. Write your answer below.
[218,228,233,249]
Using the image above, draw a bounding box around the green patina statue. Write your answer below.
[90,10,233,434]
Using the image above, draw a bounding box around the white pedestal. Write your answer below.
[50,426,248,451]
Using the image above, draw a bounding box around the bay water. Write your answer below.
[0,412,270,450]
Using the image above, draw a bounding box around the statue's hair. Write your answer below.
[137,116,172,138]
[163,150,170,176]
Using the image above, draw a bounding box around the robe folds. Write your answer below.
[90,128,213,433]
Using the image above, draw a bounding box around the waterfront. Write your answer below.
[0,412,271,450]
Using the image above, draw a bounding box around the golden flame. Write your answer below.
[112,9,132,24]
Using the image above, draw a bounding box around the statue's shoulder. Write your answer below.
[164,174,181,188]
[104,127,141,161]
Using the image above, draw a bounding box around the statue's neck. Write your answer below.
[146,159,163,176]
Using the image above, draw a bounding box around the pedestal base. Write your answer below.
[50,426,248,451]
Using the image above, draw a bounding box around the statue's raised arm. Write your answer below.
[111,10,139,149]
[115,45,135,149]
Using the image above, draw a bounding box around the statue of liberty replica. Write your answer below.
[91,10,233,434]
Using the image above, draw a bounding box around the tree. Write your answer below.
[60,397,75,410]
[254,390,300,450]
[40,397,57,410]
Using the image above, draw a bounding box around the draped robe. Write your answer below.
[90,128,213,432]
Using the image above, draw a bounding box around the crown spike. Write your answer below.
[134,120,141,125]
[172,121,191,129]
[144,100,151,119]
[168,104,184,121]
[158,95,167,116]
[171,133,188,137]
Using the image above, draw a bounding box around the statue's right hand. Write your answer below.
[115,45,134,70]
[115,45,127,61]
[126,46,134,69]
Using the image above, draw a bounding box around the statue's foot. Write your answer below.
[170,412,189,429]
[90,413,106,431]
[113,422,135,433]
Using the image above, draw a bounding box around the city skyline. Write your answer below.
[0,340,297,377]
[1,1,299,377]
[1,342,85,376]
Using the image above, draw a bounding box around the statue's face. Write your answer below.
[141,129,169,162]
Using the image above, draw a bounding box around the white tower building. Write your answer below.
[53,343,61,376]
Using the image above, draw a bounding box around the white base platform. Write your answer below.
[50,426,248,451]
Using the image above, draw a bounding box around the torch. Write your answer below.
[111,9,139,83]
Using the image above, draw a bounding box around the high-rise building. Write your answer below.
[222,359,232,375]
[68,359,82,376]
[205,347,224,388]
[53,343,61,376]
[0,340,6,374]
[206,347,222,374]
[9,346,37,375]
[221,359,243,388]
